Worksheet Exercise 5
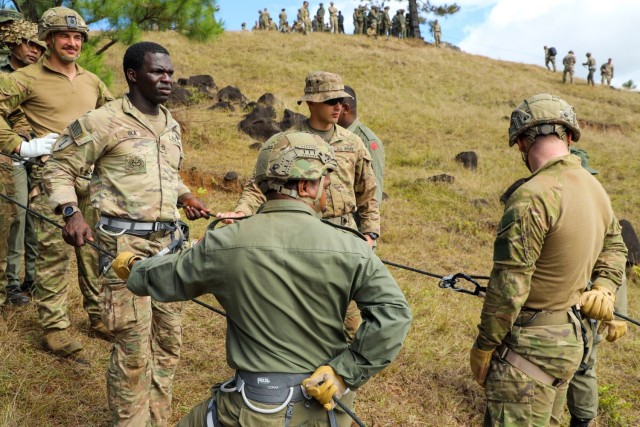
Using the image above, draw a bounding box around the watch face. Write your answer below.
[63,206,75,217]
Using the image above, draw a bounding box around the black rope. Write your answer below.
[0,151,45,167]
[381,259,490,281]
[333,396,367,427]
[615,311,640,327]
[0,191,224,317]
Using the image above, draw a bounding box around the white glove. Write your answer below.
[19,133,59,157]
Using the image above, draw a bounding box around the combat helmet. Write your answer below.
[255,131,337,196]
[38,7,89,41]
[508,94,581,147]
[0,20,47,49]
[0,9,23,24]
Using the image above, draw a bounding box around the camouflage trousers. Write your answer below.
[31,190,101,329]
[484,311,584,427]
[563,67,575,84]
[567,276,629,420]
[99,229,184,427]
[601,75,612,86]
[0,156,17,306]
[176,382,356,427]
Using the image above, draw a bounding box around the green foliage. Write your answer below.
[77,39,113,86]
[598,385,631,426]
[622,79,637,90]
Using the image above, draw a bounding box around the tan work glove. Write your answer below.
[597,320,628,342]
[580,284,615,321]
[112,252,141,281]
[470,347,494,387]
[302,365,347,410]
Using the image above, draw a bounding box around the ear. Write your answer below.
[516,138,527,153]
[126,68,137,83]
[567,132,573,146]
[297,180,317,198]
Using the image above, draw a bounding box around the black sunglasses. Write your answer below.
[323,98,344,106]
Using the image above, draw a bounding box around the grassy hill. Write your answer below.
[2,30,639,426]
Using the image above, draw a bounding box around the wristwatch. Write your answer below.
[365,232,379,240]
[62,205,80,219]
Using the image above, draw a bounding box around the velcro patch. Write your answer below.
[52,135,74,152]
[69,119,93,145]
[334,144,355,152]
[115,130,148,140]
[125,155,146,174]
[370,141,379,150]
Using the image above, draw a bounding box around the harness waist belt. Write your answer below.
[98,215,177,233]
[516,310,572,327]
[497,345,567,387]
[326,214,352,226]
[236,371,310,404]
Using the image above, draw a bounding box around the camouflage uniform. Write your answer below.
[0,154,17,309]
[544,46,556,72]
[301,3,312,34]
[328,3,338,33]
[381,8,392,38]
[600,60,614,86]
[563,51,576,84]
[0,8,23,60]
[366,7,379,37]
[474,95,626,426]
[0,50,113,333]
[44,96,190,426]
[260,9,270,31]
[433,20,442,47]
[583,54,596,86]
[316,4,325,31]
[279,10,287,30]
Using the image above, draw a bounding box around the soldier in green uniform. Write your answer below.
[366,6,379,37]
[398,9,407,39]
[0,19,46,306]
[381,6,392,39]
[279,8,288,32]
[470,94,626,426]
[0,7,114,355]
[563,50,576,84]
[583,52,596,86]
[117,131,412,427]
[433,19,442,47]
[44,42,210,426]
[316,3,325,32]
[600,58,614,86]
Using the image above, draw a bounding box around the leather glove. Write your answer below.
[302,365,347,410]
[580,284,615,321]
[470,347,494,387]
[19,133,59,157]
[112,252,142,281]
[597,320,628,342]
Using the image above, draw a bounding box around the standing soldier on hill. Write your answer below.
[328,2,338,33]
[260,8,270,31]
[338,11,345,34]
[583,52,596,86]
[301,1,312,34]
[601,58,614,86]
[279,8,287,31]
[0,19,47,307]
[316,3,325,32]
[470,94,627,426]
[44,41,211,426]
[356,7,365,35]
[367,6,379,37]
[433,19,442,47]
[257,10,263,30]
[563,50,576,84]
[381,6,392,39]
[217,71,380,343]
[398,10,407,38]
[544,45,557,72]
[0,6,114,356]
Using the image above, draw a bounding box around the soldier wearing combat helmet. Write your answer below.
[470,94,626,425]
[0,8,24,58]
[119,130,411,426]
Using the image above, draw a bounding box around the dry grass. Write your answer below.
[2,30,640,426]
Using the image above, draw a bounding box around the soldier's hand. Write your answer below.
[62,211,93,247]
[112,252,142,281]
[302,365,347,410]
[469,346,494,387]
[215,211,246,224]
[597,320,627,342]
[179,194,211,220]
[580,284,615,321]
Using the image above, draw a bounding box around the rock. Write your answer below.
[177,78,188,86]
[238,116,282,141]
[257,92,277,107]
[209,101,235,111]
[188,74,216,89]
[248,142,262,150]
[279,109,307,130]
[472,198,489,208]
[197,85,216,99]
[428,174,455,184]
[455,151,478,170]
[168,87,191,105]
[216,86,249,110]
[224,171,238,181]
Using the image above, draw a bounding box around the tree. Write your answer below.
[622,80,637,90]
[360,1,459,39]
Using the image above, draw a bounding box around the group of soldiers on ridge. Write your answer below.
[544,46,615,86]
[0,5,632,427]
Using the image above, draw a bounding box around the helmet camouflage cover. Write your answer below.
[0,19,46,49]
[38,7,89,41]
[0,9,23,24]
[255,131,337,194]
[508,94,581,146]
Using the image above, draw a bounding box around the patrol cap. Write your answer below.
[0,20,47,49]
[38,7,89,41]
[0,8,23,24]
[570,147,598,175]
[297,71,353,105]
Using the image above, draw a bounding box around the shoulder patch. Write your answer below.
[69,119,93,145]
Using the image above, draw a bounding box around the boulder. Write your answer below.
[257,92,277,107]
[238,116,282,141]
[216,86,249,110]
[428,174,455,184]
[188,74,216,89]
[168,87,191,105]
[209,101,235,112]
[455,151,478,170]
[279,109,307,130]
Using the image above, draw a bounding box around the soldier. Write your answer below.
[583,52,596,86]
[328,2,338,33]
[398,9,407,39]
[0,8,23,60]
[240,22,247,31]
[433,19,442,47]
[279,8,287,30]
[117,131,411,427]
[367,6,379,37]
[0,19,47,306]
[217,71,380,342]
[44,41,211,426]
[470,94,626,426]
[301,1,312,35]
[601,58,614,86]
[381,6,392,39]
[257,10,263,30]
[544,45,557,72]
[0,6,114,355]
[338,85,385,208]
[338,10,344,34]
[311,14,320,32]
[563,50,576,84]
[355,7,365,35]
[260,8,270,31]
[316,3,325,32]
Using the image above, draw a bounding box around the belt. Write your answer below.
[98,215,177,237]
[326,214,352,227]
[497,345,568,388]
[515,310,572,327]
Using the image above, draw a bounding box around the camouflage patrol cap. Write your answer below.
[0,19,47,49]
[38,7,89,41]
[570,147,598,175]
[0,9,23,24]
[255,131,337,193]
[508,94,581,146]
[297,71,353,105]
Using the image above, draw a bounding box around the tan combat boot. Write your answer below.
[42,329,83,357]
[89,315,115,342]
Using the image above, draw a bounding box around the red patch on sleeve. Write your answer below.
[370,141,379,150]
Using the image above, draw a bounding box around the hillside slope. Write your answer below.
[2,31,639,426]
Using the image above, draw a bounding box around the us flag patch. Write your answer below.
[370,141,379,150]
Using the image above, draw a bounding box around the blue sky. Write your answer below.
[217,0,639,87]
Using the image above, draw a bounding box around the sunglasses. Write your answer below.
[323,98,344,106]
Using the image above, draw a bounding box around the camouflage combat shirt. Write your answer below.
[0,56,31,144]
[44,96,190,222]
[476,155,627,351]
[235,121,381,235]
[347,117,385,205]
[127,199,411,387]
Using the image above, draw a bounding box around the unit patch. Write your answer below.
[125,154,146,174]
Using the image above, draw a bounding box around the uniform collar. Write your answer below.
[257,199,320,217]
[42,53,85,76]
[122,95,178,135]
[531,154,581,177]
[346,116,362,133]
